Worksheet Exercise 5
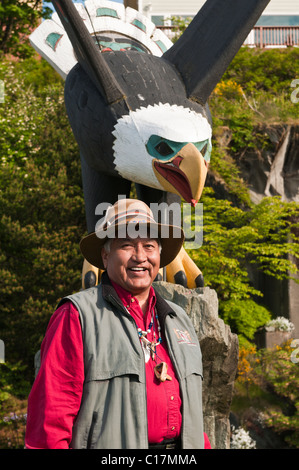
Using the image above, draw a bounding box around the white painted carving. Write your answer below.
[112,103,212,189]
[29,0,173,79]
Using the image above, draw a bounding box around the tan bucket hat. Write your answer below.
[80,199,184,269]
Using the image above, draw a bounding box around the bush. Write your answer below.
[0,362,30,449]
[222,47,299,95]
[234,342,299,448]
[209,47,299,153]
[222,299,271,346]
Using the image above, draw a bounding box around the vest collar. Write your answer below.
[101,271,177,331]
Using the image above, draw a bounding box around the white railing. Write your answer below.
[157,25,299,48]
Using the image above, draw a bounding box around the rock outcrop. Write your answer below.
[235,124,299,204]
[154,281,239,449]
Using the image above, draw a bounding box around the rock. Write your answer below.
[234,124,299,203]
[237,407,291,449]
[153,281,239,449]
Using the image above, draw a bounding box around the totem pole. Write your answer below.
[30,0,270,289]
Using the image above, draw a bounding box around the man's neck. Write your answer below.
[108,276,152,317]
[134,291,150,315]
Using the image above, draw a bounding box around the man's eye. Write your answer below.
[155,141,173,157]
[121,243,132,248]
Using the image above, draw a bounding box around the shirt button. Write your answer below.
[170,396,174,401]
[171,426,175,431]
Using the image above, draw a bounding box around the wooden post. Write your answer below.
[123,0,138,10]
[259,26,263,48]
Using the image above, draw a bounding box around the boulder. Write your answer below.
[154,281,239,449]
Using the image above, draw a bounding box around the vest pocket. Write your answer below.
[84,339,145,383]
[85,359,145,383]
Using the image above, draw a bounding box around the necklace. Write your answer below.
[137,309,172,382]
[137,308,162,361]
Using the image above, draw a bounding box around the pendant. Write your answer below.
[154,362,172,382]
[141,337,151,363]
[150,342,156,361]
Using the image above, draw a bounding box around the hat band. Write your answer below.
[104,210,156,229]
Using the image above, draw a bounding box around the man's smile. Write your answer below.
[127,266,150,277]
[128,267,148,272]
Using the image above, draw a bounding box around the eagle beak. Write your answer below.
[152,143,208,206]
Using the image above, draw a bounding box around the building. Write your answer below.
[130,0,299,25]
[124,0,299,47]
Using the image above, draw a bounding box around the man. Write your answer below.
[25,199,210,449]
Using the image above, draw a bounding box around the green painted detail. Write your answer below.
[96,8,119,18]
[146,135,212,162]
[132,19,146,33]
[194,140,212,162]
[46,32,63,51]
[154,40,168,53]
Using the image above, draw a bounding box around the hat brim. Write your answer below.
[79,220,184,270]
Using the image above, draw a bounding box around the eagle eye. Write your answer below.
[200,143,208,157]
[155,141,173,157]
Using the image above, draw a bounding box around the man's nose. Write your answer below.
[132,244,146,262]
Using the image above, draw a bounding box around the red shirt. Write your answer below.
[25,301,84,449]
[110,281,182,443]
[25,282,211,448]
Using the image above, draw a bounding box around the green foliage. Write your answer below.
[0,0,53,59]
[0,362,30,403]
[166,16,193,42]
[235,342,299,448]
[0,58,64,168]
[222,47,299,96]
[187,188,299,338]
[0,57,85,373]
[261,348,299,449]
[206,144,252,206]
[209,48,299,155]
[189,188,299,291]
[222,299,271,346]
[0,362,29,449]
[0,0,51,59]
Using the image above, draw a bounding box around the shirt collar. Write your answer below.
[100,271,177,331]
[110,279,156,315]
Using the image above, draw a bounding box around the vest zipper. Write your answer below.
[107,294,149,447]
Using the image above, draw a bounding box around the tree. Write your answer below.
[186,187,299,344]
[0,0,51,58]
[0,58,85,373]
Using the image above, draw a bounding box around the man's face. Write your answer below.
[101,236,161,296]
